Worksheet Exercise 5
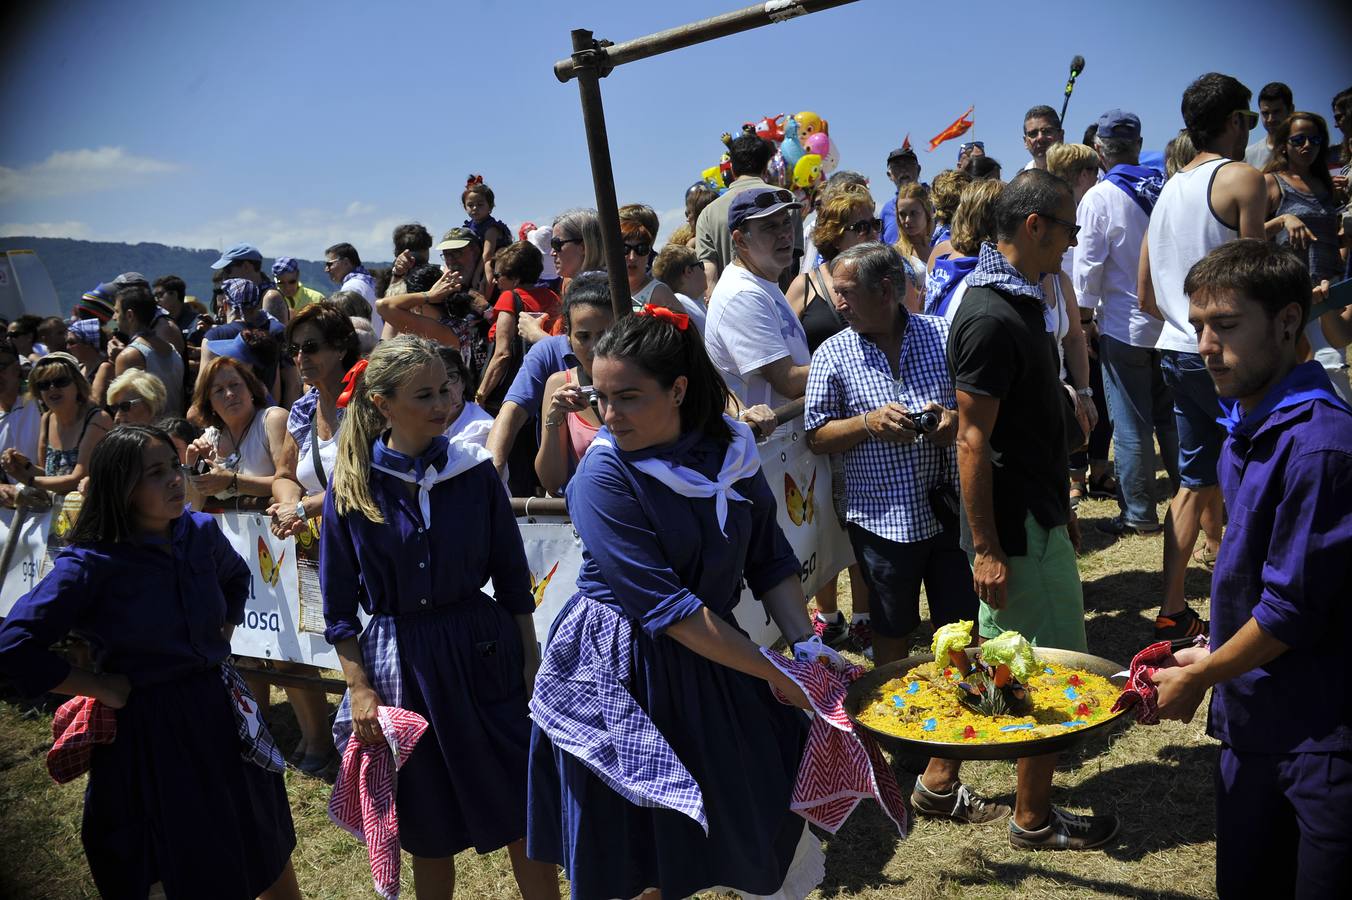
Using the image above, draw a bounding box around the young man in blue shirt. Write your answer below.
[1152,239,1352,897]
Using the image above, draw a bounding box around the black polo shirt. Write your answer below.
[948,284,1071,556]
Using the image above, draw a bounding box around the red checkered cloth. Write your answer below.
[47,695,117,784]
[1111,641,1177,725]
[761,649,908,836]
[328,706,429,900]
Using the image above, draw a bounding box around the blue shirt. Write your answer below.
[1208,361,1352,754]
[566,428,800,638]
[205,313,287,344]
[0,512,250,695]
[320,442,532,644]
[503,334,578,415]
[880,196,899,245]
[804,314,957,543]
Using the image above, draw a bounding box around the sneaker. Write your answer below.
[911,779,1011,825]
[847,618,873,658]
[1096,515,1162,537]
[1154,606,1208,643]
[1008,806,1120,851]
[812,612,848,648]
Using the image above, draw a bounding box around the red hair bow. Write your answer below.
[336,358,369,409]
[465,173,484,188]
[638,304,690,331]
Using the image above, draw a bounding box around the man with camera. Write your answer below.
[805,243,1008,826]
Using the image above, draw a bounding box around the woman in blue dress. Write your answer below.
[320,335,558,900]
[527,307,822,900]
[0,424,300,899]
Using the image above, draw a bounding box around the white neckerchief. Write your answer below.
[370,440,490,527]
[593,417,761,536]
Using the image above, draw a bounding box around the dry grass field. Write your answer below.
[0,492,1221,899]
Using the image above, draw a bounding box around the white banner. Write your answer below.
[0,421,852,666]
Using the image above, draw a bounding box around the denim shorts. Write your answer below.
[1159,350,1224,489]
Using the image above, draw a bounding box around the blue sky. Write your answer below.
[1,0,1349,261]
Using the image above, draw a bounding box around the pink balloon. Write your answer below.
[805,132,831,157]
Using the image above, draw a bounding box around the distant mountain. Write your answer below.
[0,237,391,311]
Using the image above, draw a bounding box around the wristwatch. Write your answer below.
[295,501,308,524]
[1075,387,1094,399]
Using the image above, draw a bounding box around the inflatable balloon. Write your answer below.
[719,153,734,186]
[818,135,840,174]
[744,113,786,144]
[804,132,831,157]
[795,111,828,138]
[766,151,789,188]
[781,116,806,167]
[701,164,727,190]
[793,153,824,189]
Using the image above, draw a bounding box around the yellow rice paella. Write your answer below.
[856,622,1121,744]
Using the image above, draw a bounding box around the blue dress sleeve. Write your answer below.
[0,554,96,695]
[567,450,707,637]
[201,513,251,625]
[319,490,367,644]
[483,463,533,615]
[739,470,802,596]
[503,337,559,413]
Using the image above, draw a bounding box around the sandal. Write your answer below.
[1069,481,1087,506]
[1086,472,1119,500]
[1192,544,1217,571]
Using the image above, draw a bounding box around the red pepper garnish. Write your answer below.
[1068,674,1084,687]
[963,725,977,739]
[1076,702,1091,718]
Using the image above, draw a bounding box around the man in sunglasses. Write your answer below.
[695,133,804,298]
[210,243,289,325]
[1021,105,1065,172]
[1141,72,1268,646]
[1244,82,1295,170]
[0,340,40,507]
[270,257,326,313]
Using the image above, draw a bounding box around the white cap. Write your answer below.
[527,226,558,281]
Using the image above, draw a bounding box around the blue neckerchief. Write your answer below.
[1104,164,1165,217]
[371,435,450,482]
[931,223,950,248]
[344,266,376,295]
[1218,361,1352,437]
[925,254,977,316]
[964,242,1045,302]
[464,216,511,244]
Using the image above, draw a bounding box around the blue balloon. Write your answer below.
[781,116,806,167]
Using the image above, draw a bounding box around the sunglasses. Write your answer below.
[106,398,144,415]
[287,339,326,357]
[1038,212,1082,240]
[550,237,583,253]
[33,375,74,392]
[323,259,339,269]
[623,242,652,257]
[747,189,795,210]
[1288,133,1324,148]
[959,141,985,152]
[1233,109,1260,130]
[845,218,883,236]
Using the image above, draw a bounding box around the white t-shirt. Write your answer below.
[704,264,810,412]
[0,396,41,483]
[1244,137,1273,171]
[673,292,709,336]
[1074,178,1162,349]
[342,271,384,335]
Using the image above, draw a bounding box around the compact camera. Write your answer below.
[907,410,941,434]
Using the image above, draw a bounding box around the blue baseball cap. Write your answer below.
[211,242,264,270]
[728,187,800,233]
[205,334,263,371]
[1096,109,1142,141]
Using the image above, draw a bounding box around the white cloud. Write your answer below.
[0,147,182,202]
[0,220,91,239]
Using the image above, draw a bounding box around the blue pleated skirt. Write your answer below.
[527,599,808,900]
[82,665,295,899]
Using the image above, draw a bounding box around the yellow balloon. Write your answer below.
[701,164,726,189]
[793,153,823,188]
[794,111,825,138]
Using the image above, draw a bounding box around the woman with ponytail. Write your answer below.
[320,335,557,900]
[527,308,823,900]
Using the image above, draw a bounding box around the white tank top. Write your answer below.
[630,277,660,309]
[204,407,275,499]
[1147,158,1237,353]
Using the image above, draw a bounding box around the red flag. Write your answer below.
[901,134,913,153]
[927,107,975,151]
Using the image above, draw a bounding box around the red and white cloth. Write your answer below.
[329,706,429,900]
[761,649,908,836]
[47,695,117,784]
[1111,640,1177,725]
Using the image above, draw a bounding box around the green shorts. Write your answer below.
[972,512,1087,652]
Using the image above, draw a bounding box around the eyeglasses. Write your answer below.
[33,375,73,393]
[106,398,144,415]
[287,339,326,357]
[1233,109,1259,130]
[959,141,985,153]
[845,218,883,236]
[550,237,583,253]
[1288,133,1325,148]
[1025,127,1062,140]
[623,242,652,257]
[1037,212,1081,240]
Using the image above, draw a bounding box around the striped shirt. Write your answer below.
[804,313,957,543]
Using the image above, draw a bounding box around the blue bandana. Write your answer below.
[222,278,260,312]
[370,434,491,526]
[925,254,978,317]
[1219,360,1352,437]
[271,256,299,278]
[964,242,1045,302]
[371,434,450,482]
[1104,164,1164,217]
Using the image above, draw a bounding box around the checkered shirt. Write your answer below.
[333,614,403,755]
[529,593,708,832]
[804,314,958,543]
